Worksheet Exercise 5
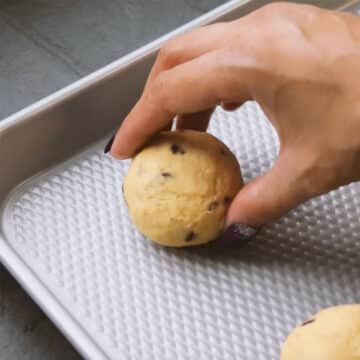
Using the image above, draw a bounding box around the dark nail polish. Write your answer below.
[217,223,259,246]
[104,135,115,154]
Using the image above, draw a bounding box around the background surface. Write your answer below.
[0,1,226,358]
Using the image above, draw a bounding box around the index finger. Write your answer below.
[110,49,254,158]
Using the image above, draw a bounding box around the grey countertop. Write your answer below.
[0,1,226,358]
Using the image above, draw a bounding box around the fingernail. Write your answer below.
[104,135,115,154]
[216,223,259,246]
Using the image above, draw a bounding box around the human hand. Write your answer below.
[107,3,360,241]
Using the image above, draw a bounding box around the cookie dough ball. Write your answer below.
[123,130,243,247]
[281,305,360,360]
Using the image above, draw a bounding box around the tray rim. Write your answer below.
[0,0,358,359]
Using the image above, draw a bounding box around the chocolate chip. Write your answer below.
[301,319,315,327]
[223,196,232,205]
[161,172,172,177]
[208,201,219,211]
[171,144,185,154]
[185,231,197,242]
[220,148,227,156]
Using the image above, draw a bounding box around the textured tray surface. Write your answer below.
[3,103,360,359]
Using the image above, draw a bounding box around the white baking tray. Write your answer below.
[1,1,360,359]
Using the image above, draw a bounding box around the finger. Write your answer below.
[144,22,232,90]
[176,108,214,131]
[111,50,254,158]
[111,23,234,158]
[219,151,314,243]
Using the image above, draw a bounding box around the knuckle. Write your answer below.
[210,49,237,82]
[148,71,170,106]
[212,48,231,68]
[260,2,319,21]
[158,39,183,67]
[259,2,296,16]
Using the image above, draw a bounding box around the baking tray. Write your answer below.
[1,0,360,359]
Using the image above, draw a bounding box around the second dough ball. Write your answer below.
[124,130,244,247]
[281,305,360,360]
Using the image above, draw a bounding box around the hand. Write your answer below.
[108,3,360,239]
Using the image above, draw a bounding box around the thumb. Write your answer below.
[218,153,311,245]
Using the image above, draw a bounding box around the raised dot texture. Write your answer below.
[2,102,360,359]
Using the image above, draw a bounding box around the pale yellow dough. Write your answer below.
[281,305,360,360]
[123,130,243,247]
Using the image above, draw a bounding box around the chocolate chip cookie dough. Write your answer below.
[281,305,360,360]
[123,130,244,247]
